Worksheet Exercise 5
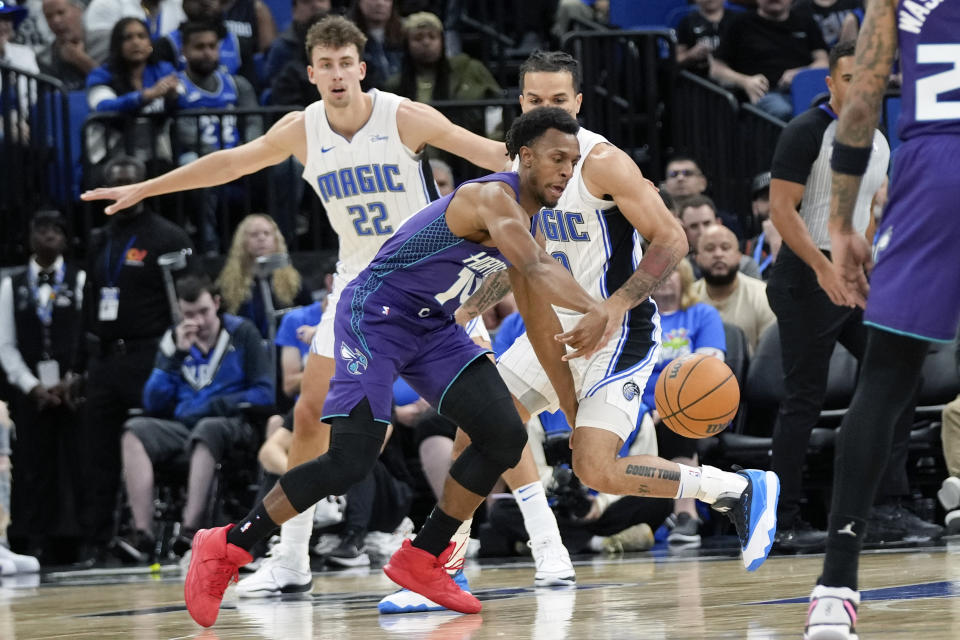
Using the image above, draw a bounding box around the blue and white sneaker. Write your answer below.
[712,469,780,571]
[378,569,471,614]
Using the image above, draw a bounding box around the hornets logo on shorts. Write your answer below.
[340,342,369,375]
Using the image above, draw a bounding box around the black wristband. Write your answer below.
[830,141,872,176]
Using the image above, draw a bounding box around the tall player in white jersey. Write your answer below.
[83,15,576,597]
[378,50,785,615]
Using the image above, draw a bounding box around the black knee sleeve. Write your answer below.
[440,358,528,471]
[279,400,387,512]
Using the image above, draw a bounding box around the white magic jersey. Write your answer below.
[302,89,439,281]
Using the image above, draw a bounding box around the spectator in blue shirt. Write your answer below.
[644,258,725,546]
[274,300,322,399]
[114,274,273,563]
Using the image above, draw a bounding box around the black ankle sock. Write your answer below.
[820,514,866,590]
[413,506,462,557]
[226,503,278,552]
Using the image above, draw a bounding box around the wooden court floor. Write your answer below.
[3,542,960,639]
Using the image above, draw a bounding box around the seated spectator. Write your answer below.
[268,10,323,106]
[429,157,454,196]
[679,194,761,279]
[263,0,330,83]
[222,0,277,54]
[84,0,187,44]
[1,2,39,139]
[792,0,861,49]
[347,0,404,90]
[662,155,742,236]
[643,259,725,547]
[711,0,828,121]
[172,21,260,252]
[216,214,312,339]
[692,224,775,354]
[387,11,501,135]
[742,171,780,278]
[551,0,609,43]
[942,389,960,535]
[274,299,323,399]
[675,0,735,77]
[156,0,257,87]
[38,0,108,90]
[12,0,54,51]
[115,274,273,562]
[0,210,82,569]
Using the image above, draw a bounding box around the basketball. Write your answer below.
[654,353,739,439]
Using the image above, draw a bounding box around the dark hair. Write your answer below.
[347,0,404,49]
[103,155,147,185]
[396,28,451,101]
[829,40,857,73]
[32,209,69,236]
[665,154,702,172]
[678,193,718,219]
[505,107,580,159]
[181,20,225,46]
[304,14,368,59]
[519,50,581,93]
[107,18,160,94]
[176,274,220,303]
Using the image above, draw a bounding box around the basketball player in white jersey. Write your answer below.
[379,51,783,613]
[83,16,576,597]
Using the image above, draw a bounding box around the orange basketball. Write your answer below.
[654,353,739,439]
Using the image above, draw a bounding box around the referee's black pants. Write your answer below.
[767,245,915,527]
[81,346,156,547]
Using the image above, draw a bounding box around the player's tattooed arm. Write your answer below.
[610,244,685,311]
[454,269,512,327]
[830,0,898,230]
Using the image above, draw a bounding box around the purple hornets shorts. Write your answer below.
[865,136,960,342]
[322,282,489,424]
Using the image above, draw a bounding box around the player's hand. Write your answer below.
[175,319,200,352]
[556,303,616,361]
[827,227,872,309]
[81,182,149,215]
[743,74,769,103]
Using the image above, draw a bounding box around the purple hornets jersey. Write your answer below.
[896,0,960,139]
[350,171,534,335]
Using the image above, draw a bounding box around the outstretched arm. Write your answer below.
[397,100,511,173]
[81,111,306,214]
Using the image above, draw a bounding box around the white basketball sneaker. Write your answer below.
[804,585,860,640]
[528,534,576,586]
[235,540,312,598]
[0,545,40,573]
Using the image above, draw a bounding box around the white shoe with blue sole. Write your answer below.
[378,569,471,614]
[713,469,780,571]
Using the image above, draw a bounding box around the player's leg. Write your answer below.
[185,398,388,627]
[237,339,335,596]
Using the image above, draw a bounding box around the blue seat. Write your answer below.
[610,0,687,29]
[790,67,830,116]
[884,95,902,153]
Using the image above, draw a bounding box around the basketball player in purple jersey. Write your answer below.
[805,1,960,638]
[177,107,618,627]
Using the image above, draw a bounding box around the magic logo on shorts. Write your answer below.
[622,381,641,401]
[340,341,369,375]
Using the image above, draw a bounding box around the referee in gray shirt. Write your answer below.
[767,41,898,550]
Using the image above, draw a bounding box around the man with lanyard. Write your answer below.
[77,155,196,566]
[0,210,82,568]
[766,41,891,552]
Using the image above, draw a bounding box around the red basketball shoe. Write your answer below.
[383,540,481,614]
[184,525,253,627]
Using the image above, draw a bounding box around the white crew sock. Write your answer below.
[278,504,315,571]
[513,481,562,542]
[443,518,473,575]
[692,465,748,504]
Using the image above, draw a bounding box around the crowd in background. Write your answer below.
[0,0,958,576]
